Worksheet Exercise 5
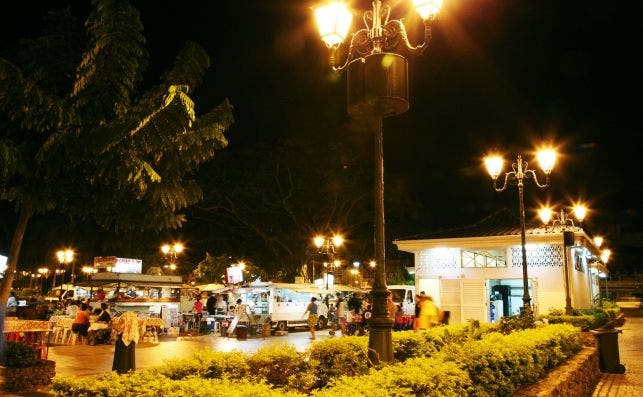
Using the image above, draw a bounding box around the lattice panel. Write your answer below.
[511,244,563,268]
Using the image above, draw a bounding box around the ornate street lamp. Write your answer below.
[56,248,74,290]
[539,203,588,315]
[37,267,49,291]
[484,148,556,315]
[313,0,442,364]
[313,234,344,289]
[161,243,184,273]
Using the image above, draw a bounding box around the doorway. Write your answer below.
[487,279,532,322]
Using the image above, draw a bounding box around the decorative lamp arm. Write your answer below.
[331,28,371,72]
[384,18,433,55]
[525,169,549,188]
[492,171,514,192]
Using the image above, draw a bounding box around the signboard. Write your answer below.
[93,256,142,274]
[0,254,8,275]
[94,256,117,269]
[226,266,244,284]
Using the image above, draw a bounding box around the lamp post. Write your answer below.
[161,243,184,273]
[484,149,556,315]
[82,266,97,281]
[313,0,442,364]
[538,204,588,315]
[37,267,49,292]
[56,249,74,290]
[51,269,64,291]
[601,248,611,303]
[313,234,344,289]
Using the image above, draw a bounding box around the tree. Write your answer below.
[0,0,232,332]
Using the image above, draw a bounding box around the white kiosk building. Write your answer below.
[394,209,607,324]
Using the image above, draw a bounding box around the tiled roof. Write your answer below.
[398,208,550,240]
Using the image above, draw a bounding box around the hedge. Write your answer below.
[51,323,581,396]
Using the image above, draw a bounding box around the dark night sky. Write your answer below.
[1,0,642,272]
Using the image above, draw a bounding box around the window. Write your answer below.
[462,249,507,268]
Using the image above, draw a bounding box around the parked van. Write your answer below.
[388,285,416,315]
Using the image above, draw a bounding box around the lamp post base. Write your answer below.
[367,288,394,364]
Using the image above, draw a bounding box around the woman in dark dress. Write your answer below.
[112,311,139,374]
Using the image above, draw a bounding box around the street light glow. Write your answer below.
[314,1,352,47]
[369,260,376,268]
[332,234,344,247]
[538,207,553,224]
[413,0,443,20]
[536,148,556,174]
[173,243,184,253]
[313,236,325,248]
[161,244,171,254]
[594,236,604,248]
[484,156,504,180]
[573,204,587,223]
[601,249,611,264]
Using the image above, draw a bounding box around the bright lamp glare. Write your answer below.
[536,148,556,174]
[313,236,325,248]
[573,205,587,222]
[173,243,184,253]
[56,250,65,263]
[538,207,553,224]
[484,156,504,179]
[594,236,603,248]
[332,235,344,247]
[369,260,376,268]
[314,2,352,47]
[601,249,611,264]
[161,245,170,254]
[413,0,443,20]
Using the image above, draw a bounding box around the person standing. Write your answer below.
[112,312,140,374]
[417,295,440,331]
[303,297,318,340]
[206,292,217,315]
[334,294,347,336]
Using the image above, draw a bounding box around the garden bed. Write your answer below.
[0,359,56,391]
[51,322,584,396]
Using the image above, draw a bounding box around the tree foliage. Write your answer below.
[0,0,232,305]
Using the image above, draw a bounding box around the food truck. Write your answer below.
[221,282,366,331]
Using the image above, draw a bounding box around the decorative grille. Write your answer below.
[510,245,563,268]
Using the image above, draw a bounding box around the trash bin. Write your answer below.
[591,327,626,374]
[236,325,248,340]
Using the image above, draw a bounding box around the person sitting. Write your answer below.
[97,302,111,323]
[66,300,79,317]
[72,303,91,337]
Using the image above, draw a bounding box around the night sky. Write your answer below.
[1,0,642,274]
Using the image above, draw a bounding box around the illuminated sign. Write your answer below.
[226,266,244,284]
[94,256,142,274]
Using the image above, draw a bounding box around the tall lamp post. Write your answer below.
[37,267,49,292]
[600,247,611,303]
[538,204,588,315]
[484,149,556,315]
[313,0,442,364]
[313,234,344,289]
[56,249,74,290]
[161,243,184,273]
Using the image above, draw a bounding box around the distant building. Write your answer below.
[394,209,606,324]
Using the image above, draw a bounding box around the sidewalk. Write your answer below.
[592,310,643,397]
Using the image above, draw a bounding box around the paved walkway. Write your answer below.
[592,310,643,397]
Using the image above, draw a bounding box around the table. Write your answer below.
[3,319,52,359]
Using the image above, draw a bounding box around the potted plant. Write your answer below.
[0,341,55,391]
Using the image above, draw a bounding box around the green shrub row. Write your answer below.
[316,323,581,397]
[51,323,580,396]
[545,313,607,331]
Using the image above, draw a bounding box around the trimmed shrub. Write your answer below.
[247,344,308,387]
[438,324,581,396]
[149,349,250,380]
[306,335,370,388]
[2,341,37,368]
[313,357,471,397]
[52,372,303,397]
